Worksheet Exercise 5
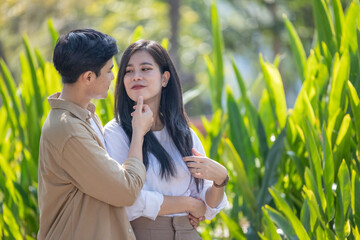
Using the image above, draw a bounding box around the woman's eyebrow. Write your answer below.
[140,62,153,66]
[127,62,153,67]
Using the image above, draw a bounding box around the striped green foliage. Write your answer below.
[1,0,360,239]
[197,0,360,239]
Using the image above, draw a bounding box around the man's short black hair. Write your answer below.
[53,29,118,84]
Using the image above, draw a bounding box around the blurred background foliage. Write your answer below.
[1,0,324,114]
[1,0,360,239]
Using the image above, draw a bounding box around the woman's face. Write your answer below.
[123,50,169,105]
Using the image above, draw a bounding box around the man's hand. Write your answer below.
[188,213,205,229]
[131,96,153,138]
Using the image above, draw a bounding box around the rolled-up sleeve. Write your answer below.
[126,190,164,221]
[61,130,146,207]
[199,180,228,220]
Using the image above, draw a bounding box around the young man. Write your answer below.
[38,29,153,240]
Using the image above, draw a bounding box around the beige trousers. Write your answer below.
[130,216,202,240]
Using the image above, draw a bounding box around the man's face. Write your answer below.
[90,58,114,99]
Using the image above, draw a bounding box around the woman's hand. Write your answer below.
[131,96,153,138]
[183,149,228,186]
[187,197,206,219]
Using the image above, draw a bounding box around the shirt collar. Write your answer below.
[48,92,96,122]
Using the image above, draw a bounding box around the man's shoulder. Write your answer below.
[41,108,90,148]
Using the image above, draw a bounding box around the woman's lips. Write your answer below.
[132,85,145,90]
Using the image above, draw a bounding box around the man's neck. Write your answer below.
[59,84,91,109]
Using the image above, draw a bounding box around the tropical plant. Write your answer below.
[1,0,360,239]
[196,0,360,239]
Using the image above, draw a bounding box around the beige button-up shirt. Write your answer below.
[38,92,146,240]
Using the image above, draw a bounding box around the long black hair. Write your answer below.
[114,40,203,192]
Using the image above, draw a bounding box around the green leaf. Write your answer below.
[243,98,269,162]
[203,54,216,109]
[23,34,43,117]
[312,0,337,53]
[292,89,316,127]
[3,203,23,240]
[0,59,22,120]
[269,188,310,240]
[300,199,311,233]
[321,42,333,70]
[160,38,169,51]
[303,171,326,227]
[259,54,287,129]
[351,170,360,230]
[259,89,276,144]
[265,205,298,240]
[231,57,247,98]
[302,120,327,216]
[333,114,352,172]
[35,48,46,74]
[130,25,144,43]
[47,19,59,48]
[332,0,345,48]
[322,126,335,221]
[223,138,256,214]
[328,51,350,123]
[0,59,25,141]
[210,0,224,111]
[335,160,351,239]
[347,81,360,143]
[283,14,307,82]
[226,87,254,179]
[262,207,282,240]
[0,74,16,135]
[341,2,360,53]
[183,85,205,105]
[219,212,246,240]
[257,125,286,209]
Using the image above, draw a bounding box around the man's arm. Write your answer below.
[61,132,146,207]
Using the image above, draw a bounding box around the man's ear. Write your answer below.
[162,71,170,87]
[80,71,95,85]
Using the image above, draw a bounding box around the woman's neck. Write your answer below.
[146,99,164,131]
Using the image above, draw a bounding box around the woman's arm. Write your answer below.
[121,190,206,221]
[158,196,206,218]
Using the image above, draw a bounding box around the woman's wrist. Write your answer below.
[183,196,194,213]
[213,168,229,187]
[213,174,229,188]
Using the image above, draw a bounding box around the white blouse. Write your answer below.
[104,119,227,221]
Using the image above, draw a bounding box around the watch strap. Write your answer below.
[213,175,229,188]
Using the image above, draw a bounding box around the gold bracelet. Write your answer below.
[213,175,229,188]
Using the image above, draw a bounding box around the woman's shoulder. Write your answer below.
[104,119,127,137]
[189,127,200,141]
[189,127,206,153]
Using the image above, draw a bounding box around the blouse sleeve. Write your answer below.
[104,119,164,221]
[125,190,164,221]
[189,128,228,220]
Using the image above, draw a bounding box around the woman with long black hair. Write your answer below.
[104,40,228,240]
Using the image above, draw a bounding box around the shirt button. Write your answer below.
[128,228,132,233]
